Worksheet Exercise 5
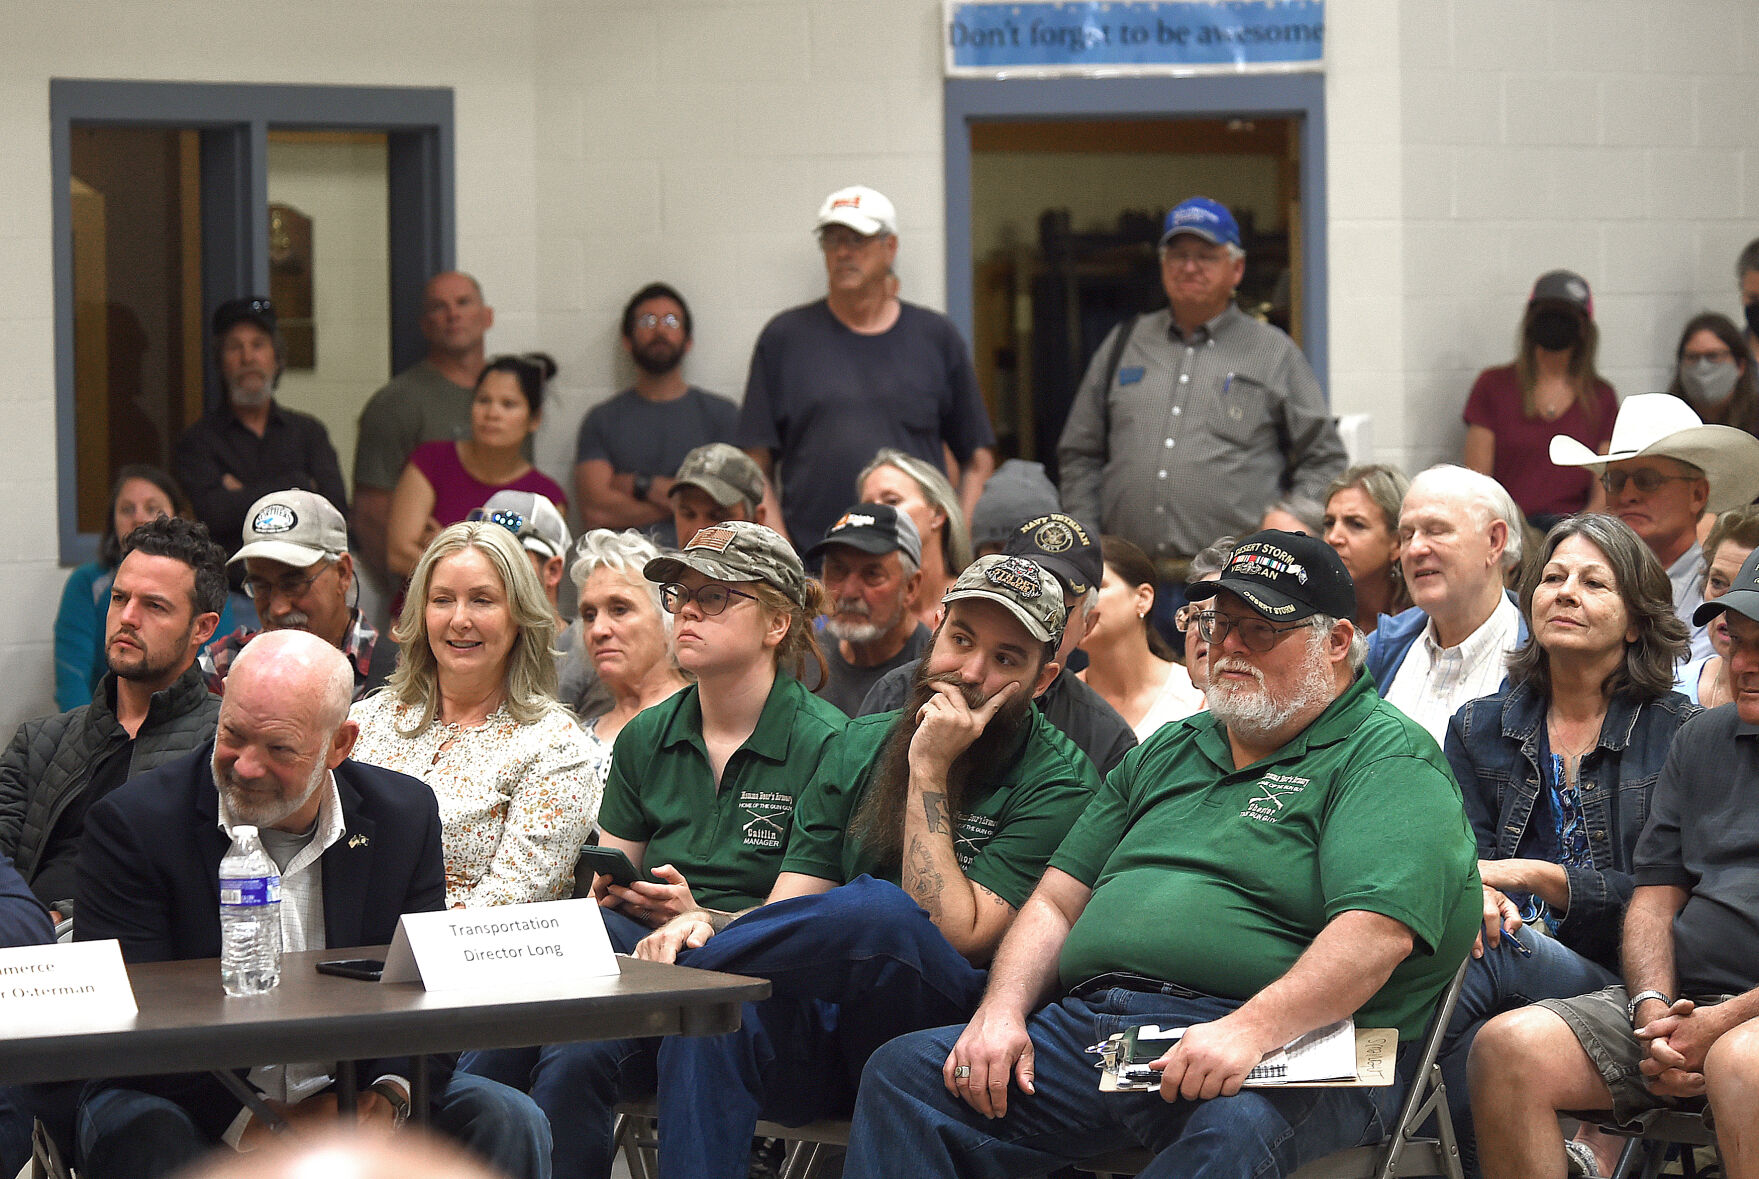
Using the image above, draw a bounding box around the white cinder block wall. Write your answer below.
[3,0,1757,732]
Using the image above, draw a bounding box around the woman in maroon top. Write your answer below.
[1463,270,1618,528]
[388,353,568,579]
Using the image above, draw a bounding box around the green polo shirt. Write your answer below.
[1052,669,1480,1040]
[781,707,1099,909]
[596,675,847,910]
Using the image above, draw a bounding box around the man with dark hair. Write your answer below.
[172,298,348,570]
[72,631,549,1179]
[0,515,226,920]
[668,442,767,547]
[737,185,996,547]
[806,503,932,715]
[843,530,1480,1179]
[859,512,1138,775]
[200,490,396,702]
[353,271,495,580]
[1471,545,1759,1179]
[575,283,739,546]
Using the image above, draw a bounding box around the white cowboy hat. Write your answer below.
[1550,393,1759,512]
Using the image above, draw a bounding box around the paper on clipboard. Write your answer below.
[1097,1025,1397,1091]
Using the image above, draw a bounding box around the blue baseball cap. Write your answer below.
[1160,197,1241,250]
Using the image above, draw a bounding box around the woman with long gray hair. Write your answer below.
[857,448,973,629]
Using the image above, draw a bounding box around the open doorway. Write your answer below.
[968,116,1302,478]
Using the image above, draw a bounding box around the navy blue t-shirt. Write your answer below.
[575,386,740,546]
[736,299,994,547]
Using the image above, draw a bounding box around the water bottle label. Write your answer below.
[220,876,281,906]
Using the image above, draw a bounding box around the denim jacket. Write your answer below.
[1442,680,1698,971]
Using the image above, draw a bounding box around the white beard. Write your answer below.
[1205,630,1333,744]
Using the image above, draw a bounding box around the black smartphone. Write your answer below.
[575,845,653,889]
[316,957,386,981]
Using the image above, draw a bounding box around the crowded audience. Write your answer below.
[36,189,1759,1179]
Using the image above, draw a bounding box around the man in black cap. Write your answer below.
[843,529,1480,1179]
[807,503,932,715]
[859,512,1137,775]
[172,297,349,581]
[1472,545,1759,1179]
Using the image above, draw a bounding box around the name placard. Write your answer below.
[381,898,618,990]
[0,939,136,1029]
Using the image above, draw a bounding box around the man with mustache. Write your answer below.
[843,530,1480,1179]
[574,283,740,547]
[200,490,395,703]
[0,516,225,922]
[172,298,348,595]
[806,502,932,715]
[618,554,1098,1179]
[71,630,550,1179]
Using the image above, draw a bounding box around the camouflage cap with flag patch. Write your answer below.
[642,519,807,608]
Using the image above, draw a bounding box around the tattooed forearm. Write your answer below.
[905,835,946,921]
[921,790,950,834]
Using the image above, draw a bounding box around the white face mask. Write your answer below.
[1682,357,1740,405]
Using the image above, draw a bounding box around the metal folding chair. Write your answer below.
[612,1100,848,1179]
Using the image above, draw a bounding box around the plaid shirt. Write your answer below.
[200,610,384,700]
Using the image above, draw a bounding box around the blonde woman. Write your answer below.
[857,448,973,629]
[351,521,597,908]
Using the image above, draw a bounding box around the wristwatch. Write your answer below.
[1627,989,1671,1024]
[632,473,653,503]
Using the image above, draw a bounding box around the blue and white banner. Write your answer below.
[944,1,1324,78]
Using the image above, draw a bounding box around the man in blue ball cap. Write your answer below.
[1057,196,1347,635]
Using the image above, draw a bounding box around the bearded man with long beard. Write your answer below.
[628,553,1099,1179]
[842,530,1481,1179]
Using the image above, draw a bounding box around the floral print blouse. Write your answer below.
[349,693,600,908]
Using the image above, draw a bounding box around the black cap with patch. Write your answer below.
[1695,547,1759,627]
[1187,529,1356,623]
[1003,513,1102,596]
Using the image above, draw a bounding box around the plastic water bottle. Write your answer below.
[219,825,282,996]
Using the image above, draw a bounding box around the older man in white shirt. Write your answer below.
[1364,464,1527,742]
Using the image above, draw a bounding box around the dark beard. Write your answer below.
[631,338,684,375]
[846,665,1034,872]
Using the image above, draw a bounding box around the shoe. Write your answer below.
[748,1136,786,1179]
[1564,1138,1601,1178]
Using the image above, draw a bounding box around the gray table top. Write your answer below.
[0,946,768,1084]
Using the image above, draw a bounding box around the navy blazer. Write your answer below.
[75,743,446,1139]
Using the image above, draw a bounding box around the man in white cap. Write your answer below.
[1552,392,1759,660]
[202,490,397,701]
[473,490,572,618]
[736,185,996,547]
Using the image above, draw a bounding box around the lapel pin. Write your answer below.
[348,834,369,849]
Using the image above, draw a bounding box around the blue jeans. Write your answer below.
[75,1070,552,1179]
[844,989,1409,1179]
[652,877,989,1179]
[1439,925,1616,1179]
[459,907,652,1179]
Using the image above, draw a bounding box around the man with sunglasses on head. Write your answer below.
[201,491,395,703]
[1551,392,1759,662]
[842,530,1480,1179]
[574,283,740,547]
[737,185,996,548]
[173,298,349,606]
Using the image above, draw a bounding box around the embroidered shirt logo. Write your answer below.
[738,790,794,850]
[1241,773,1310,824]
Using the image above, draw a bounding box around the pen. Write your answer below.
[1501,927,1533,958]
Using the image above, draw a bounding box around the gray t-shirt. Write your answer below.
[574,386,740,547]
[1634,704,1759,997]
[353,360,476,491]
[816,623,932,717]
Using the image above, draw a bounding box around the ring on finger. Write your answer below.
[953,1065,971,1079]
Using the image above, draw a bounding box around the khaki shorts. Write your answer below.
[1537,986,1719,1127]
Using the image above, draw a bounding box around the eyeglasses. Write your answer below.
[1599,469,1699,496]
[636,312,682,330]
[468,507,529,537]
[1162,248,1230,271]
[1185,610,1311,653]
[659,582,760,616]
[243,565,330,602]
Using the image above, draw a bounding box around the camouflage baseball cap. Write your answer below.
[671,443,764,510]
[941,554,1067,644]
[642,520,807,608]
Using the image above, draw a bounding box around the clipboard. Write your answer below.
[1096,1026,1398,1091]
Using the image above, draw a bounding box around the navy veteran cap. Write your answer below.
[1187,529,1355,623]
[1003,512,1101,597]
[1695,547,1759,627]
[941,553,1066,644]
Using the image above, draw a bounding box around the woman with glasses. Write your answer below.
[387,353,569,579]
[1438,514,1695,1177]
[1665,311,1759,438]
[1463,270,1618,529]
[1174,535,1237,693]
[350,520,598,907]
[460,520,845,1179]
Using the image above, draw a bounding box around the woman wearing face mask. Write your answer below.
[1463,270,1619,529]
[1665,311,1759,438]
